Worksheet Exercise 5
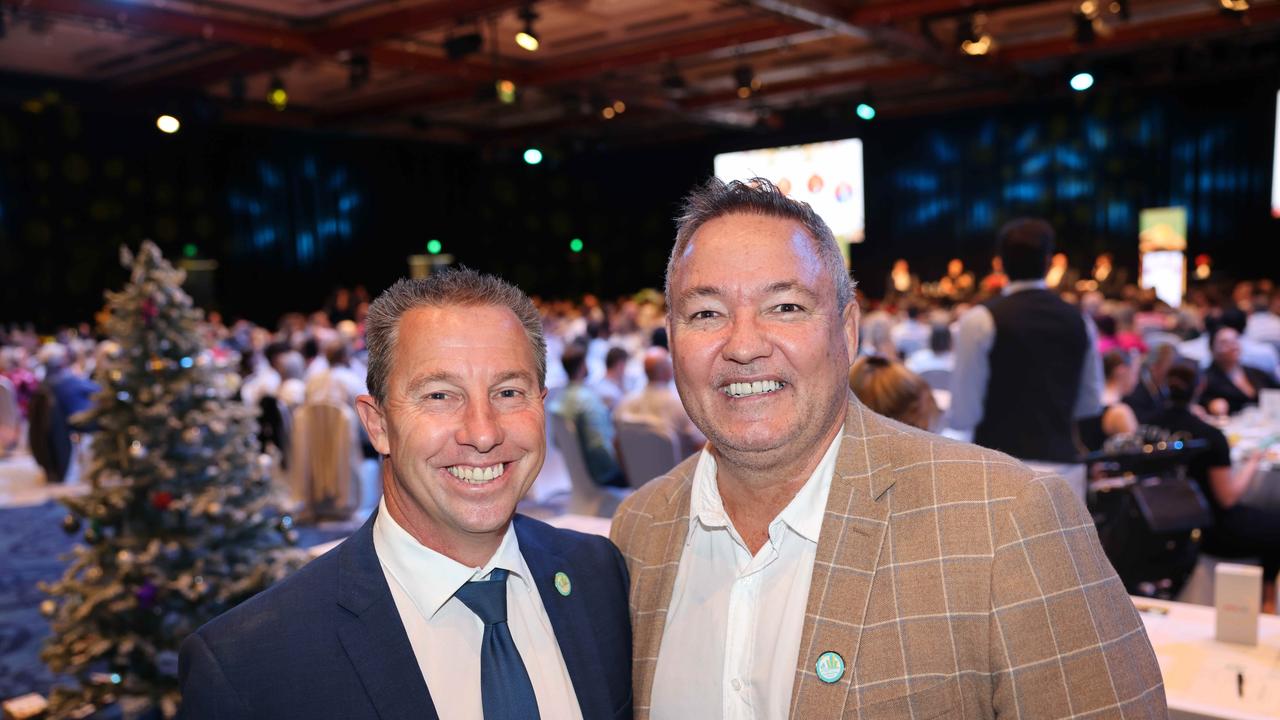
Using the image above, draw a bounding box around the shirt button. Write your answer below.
[731,679,742,691]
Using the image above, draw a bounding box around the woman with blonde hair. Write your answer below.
[849,355,941,431]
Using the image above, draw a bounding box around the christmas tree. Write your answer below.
[40,241,303,719]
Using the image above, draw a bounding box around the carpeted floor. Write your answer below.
[0,501,350,700]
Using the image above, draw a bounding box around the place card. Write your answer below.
[1215,562,1262,646]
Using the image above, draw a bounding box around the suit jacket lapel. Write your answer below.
[515,516,614,719]
[335,512,439,720]
[789,397,897,719]
[628,459,695,718]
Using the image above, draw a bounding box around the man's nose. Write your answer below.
[722,313,772,364]
[457,400,503,452]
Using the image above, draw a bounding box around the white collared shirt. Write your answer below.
[372,500,583,720]
[651,431,843,720]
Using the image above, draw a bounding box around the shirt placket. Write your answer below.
[723,538,778,720]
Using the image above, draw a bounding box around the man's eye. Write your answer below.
[496,389,523,399]
[775,303,803,313]
[425,392,449,401]
[690,310,719,320]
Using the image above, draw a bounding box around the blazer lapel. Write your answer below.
[629,460,695,718]
[516,517,614,719]
[335,513,439,720]
[789,398,897,719]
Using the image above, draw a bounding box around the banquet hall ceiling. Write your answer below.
[1,0,1278,145]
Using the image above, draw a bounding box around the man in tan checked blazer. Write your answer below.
[610,177,1165,719]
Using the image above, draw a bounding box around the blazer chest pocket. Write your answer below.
[857,677,959,720]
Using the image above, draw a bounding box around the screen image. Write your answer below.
[1139,206,1188,308]
[1273,90,1280,219]
[714,138,866,244]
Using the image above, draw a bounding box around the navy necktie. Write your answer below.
[453,568,542,720]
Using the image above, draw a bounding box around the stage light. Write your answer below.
[268,76,288,111]
[734,64,761,99]
[612,100,626,114]
[515,6,539,52]
[156,114,180,134]
[1069,71,1094,91]
[569,238,583,253]
[601,106,616,119]
[444,31,483,60]
[856,102,876,121]
[957,15,993,56]
[348,53,370,90]
[523,147,543,165]
[427,239,443,255]
[183,243,198,258]
[496,78,517,104]
[1110,0,1130,20]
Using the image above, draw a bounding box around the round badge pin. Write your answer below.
[815,651,845,684]
[554,571,572,596]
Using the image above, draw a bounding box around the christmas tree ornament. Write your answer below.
[128,441,147,459]
[181,427,202,445]
[61,514,81,535]
[83,526,102,545]
[40,599,57,617]
[135,582,157,610]
[151,491,173,510]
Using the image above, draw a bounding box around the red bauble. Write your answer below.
[151,491,174,510]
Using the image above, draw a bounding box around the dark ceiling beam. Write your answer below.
[680,60,937,109]
[319,18,811,121]
[998,2,1280,63]
[307,0,525,52]
[19,0,315,53]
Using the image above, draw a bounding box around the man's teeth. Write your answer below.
[447,463,505,483]
[723,380,784,398]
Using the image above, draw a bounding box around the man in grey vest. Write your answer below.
[948,218,1103,497]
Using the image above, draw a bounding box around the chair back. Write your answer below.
[289,401,360,520]
[616,420,681,488]
[258,395,292,466]
[0,376,19,452]
[27,383,71,482]
[550,413,626,517]
[919,368,953,392]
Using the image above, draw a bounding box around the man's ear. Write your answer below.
[355,394,391,456]
[842,301,861,360]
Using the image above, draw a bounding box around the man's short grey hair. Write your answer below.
[666,177,855,311]
[364,268,547,403]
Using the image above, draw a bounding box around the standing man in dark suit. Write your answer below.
[179,269,632,720]
[949,218,1104,497]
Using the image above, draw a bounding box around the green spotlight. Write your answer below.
[856,102,876,121]
[427,239,443,255]
[569,238,584,253]
[523,147,543,165]
[183,243,198,258]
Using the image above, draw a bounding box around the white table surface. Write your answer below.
[1134,596,1280,719]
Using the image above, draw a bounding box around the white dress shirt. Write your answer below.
[651,431,842,720]
[372,501,583,720]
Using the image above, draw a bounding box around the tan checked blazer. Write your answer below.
[610,395,1166,719]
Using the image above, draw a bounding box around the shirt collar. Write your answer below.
[688,427,842,545]
[373,498,529,620]
[1003,279,1049,295]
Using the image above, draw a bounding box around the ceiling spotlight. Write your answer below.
[1110,0,1130,20]
[348,53,370,90]
[496,78,517,104]
[156,114,180,134]
[1069,71,1095,91]
[661,64,687,91]
[444,30,484,60]
[958,13,993,56]
[855,102,876,121]
[601,106,616,119]
[734,64,761,99]
[612,100,626,114]
[523,147,543,165]
[515,5,539,52]
[1072,11,1096,45]
[268,76,288,111]
[1219,0,1249,13]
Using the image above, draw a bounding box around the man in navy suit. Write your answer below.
[179,269,632,719]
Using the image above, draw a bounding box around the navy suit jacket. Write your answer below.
[178,513,632,719]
